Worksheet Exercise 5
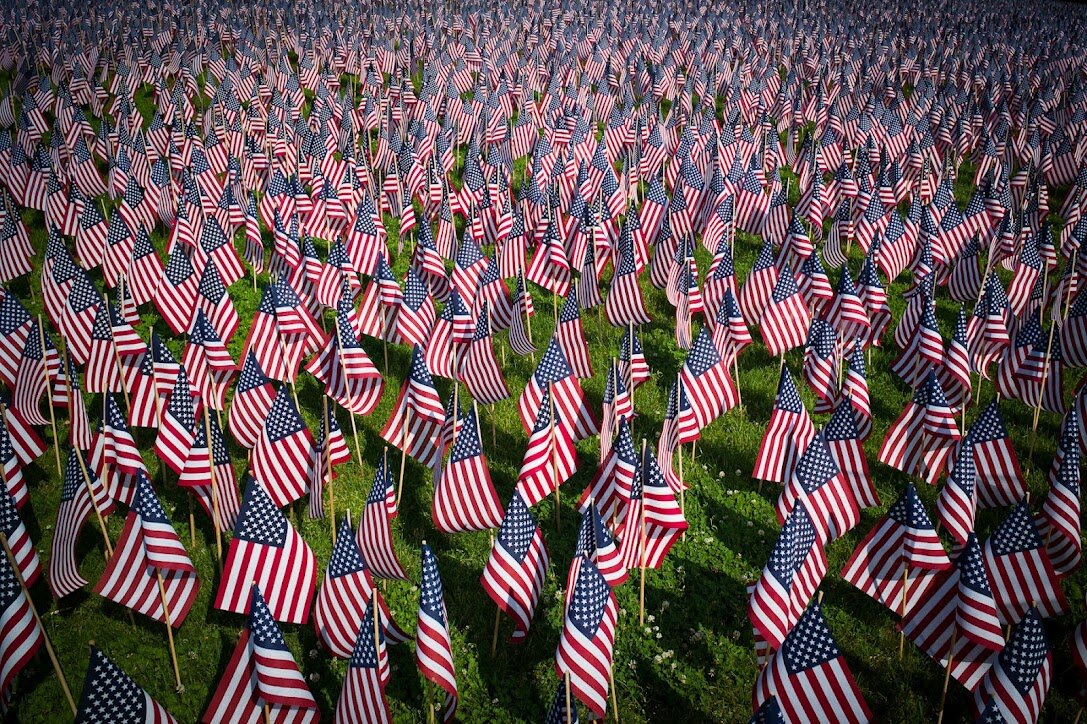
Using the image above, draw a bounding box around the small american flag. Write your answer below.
[753,366,815,485]
[753,599,871,724]
[76,647,176,723]
[1037,407,1081,575]
[154,370,196,475]
[515,388,578,508]
[48,449,114,599]
[215,476,317,623]
[336,599,392,724]
[760,263,811,356]
[967,401,1028,509]
[554,554,618,720]
[251,386,315,508]
[0,537,42,701]
[435,405,504,533]
[983,500,1068,625]
[416,543,458,722]
[358,463,409,581]
[380,345,445,469]
[518,338,598,442]
[574,502,626,587]
[971,608,1051,723]
[229,352,277,450]
[480,491,549,644]
[679,327,736,431]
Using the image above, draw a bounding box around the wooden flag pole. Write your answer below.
[154,569,184,692]
[72,443,114,559]
[549,381,560,533]
[489,531,501,656]
[202,405,224,567]
[1028,249,1076,463]
[610,666,620,723]
[101,294,132,411]
[898,561,908,661]
[37,318,64,480]
[0,532,77,714]
[396,414,412,506]
[676,375,686,533]
[565,672,573,723]
[936,629,957,724]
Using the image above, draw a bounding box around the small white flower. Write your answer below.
[308,649,318,659]
[734,469,741,476]
[644,627,652,635]
[308,673,320,682]
[718,471,724,478]
[653,654,662,664]
[647,614,655,623]
[655,632,662,639]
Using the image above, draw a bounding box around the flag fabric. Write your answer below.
[76,647,176,724]
[936,436,978,548]
[416,543,458,723]
[983,501,1068,625]
[574,502,627,586]
[335,599,391,724]
[878,370,960,485]
[760,264,811,356]
[823,396,879,509]
[434,405,504,533]
[480,491,550,644]
[215,476,317,623]
[554,554,618,720]
[203,584,319,724]
[753,366,815,485]
[579,418,639,528]
[556,289,593,379]
[680,327,737,430]
[93,471,199,627]
[251,386,316,507]
[1,543,42,704]
[0,477,39,586]
[380,345,445,469]
[154,370,196,475]
[518,338,598,442]
[971,609,1051,724]
[899,534,1005,691]
[753,599,871,724]
[966,401,1027,509]
[315,517,408,660]
[1036,407,1081,575]
[358,462,409,580]
[229,352,277,450]
[49,449,114,599]
[515,387,578,508]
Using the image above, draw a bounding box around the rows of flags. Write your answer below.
[1,0,1087,719]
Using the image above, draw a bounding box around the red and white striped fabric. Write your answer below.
[434,406,503,533]
[229,352,277,450]
[480,492,549,644]
[515,388,578,508]
[416,543,458,722]
[753,366,815,485]
[983,501,1068,625]
[379,344,445,469]
[48,449,115,599]
[517,338,598,442]
[215,476,317,624]
[251,386,315,507]
[554,554,618,720]
[358,461,409,581]
[0,536,42,700]
[335,600,392,724]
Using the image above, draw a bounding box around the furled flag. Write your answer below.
[315,517,409,659]
[251,386,315,507]
[899,534,1004,691]
[936,436,977,548]
[841,340,872,439]
[604,232,651,327]
[574,501,627,586]
[417,543,458,723]
[154,369,196,475]
[619,325,651,390]
[96,392,148,506]
[203,585,318,723]
[358,461,409,580]
[753,366,815,485]
[229,352,277,449]
[76,647,176,723]
[380,345,445,469]
[94,471,199,627]
[964,401,1028,509]
[518,338,598,442]
[515,387,578,508]
[752,599,871,724]
[434,405,504,533]
[0,537,42,702]
[555,554,618,720]
[599,363,634,462]
[748,498,829,650]
[983,500,1068,624]
[308,399,353,520]
[580,418,639,528]
[619,447,687,570]
[49,449,114,599]
[803,317,839,413]
[760,264,812,356]
[0,476,39,584]
[544,680,580,724]
[739,240,778,325]
[1037,407,1081,575]
[480,491,550,644]
[459,304,509,405]
[841,483,950,614]
[971,609,1051,724]
[335,599,392,724]
[215,476,317,623]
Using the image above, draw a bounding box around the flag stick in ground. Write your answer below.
[489,531,501,656]
[332,315,365,463]
[322,395,336,542]
[0,532,77,714]
[639,439,648,626]
[898,561,908,660]
[380,305,389,375]
[154,569,183,691]
[72,441,115,559]
[936,629,957,724]
[37,318,63,479]
[549,381,560,533]
[347,408,364,462]
[202,405,224,567]
[565,672,573,722]
[397,411,412,505]
[102,293,132,411]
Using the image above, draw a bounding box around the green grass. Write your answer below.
[5,91,1086,724]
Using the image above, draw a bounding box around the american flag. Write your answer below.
[900,534,1004,691]
[518,338,598,442]
[460,305,510,405]
[480,491,550,644]
[753,599,871,724]
[416,543,458,723]
[1037,407,1081,576]
[12,324,50,426]
[229,352,277,450]
[358,462,409,580]
[878,371,959,485]
[48,449,114,599]
[251,386,315,507]
[625,448,687,570]
[99,393,147,505]
[748,497,828,650]
[154,369,195,475]
[93,471,199,628]
[308,399,353,519]
[753,366,815,485]
[515,387,578,508]
[983,500,1068,625]
[182,311,236,412]
[619,325,651,390]
[0,540,42,702]
[680,327,736,431]
[967,401,1028,509]
[936,436,977,548]
[397,267,437,349]
[554,554,618,720]
[574,502,627,587]
[84,303,123,394]
[507,272,537,357]
[177,407,240,533]
[335,599,392,724]
[827,267,870,344]
[380,344,445,469]
[435,405,504,533]
[599,363,634,461]
[195,259,239,343]
[76,647,176,723]
[0,291,32,388]
[580,418,639,528]
[154,245,198,337]
[802,317,838,412]
[215,476,317,624]
[761,263,811,356]
[0,475,39,585]
[315,517,408,660]
[738,240,777,325]
[971,609,1051,723]
[604,235,650,327]
[556,290,593,379]
[544,680,580,724]
[203,585,318,723]
[840,483,950,614]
